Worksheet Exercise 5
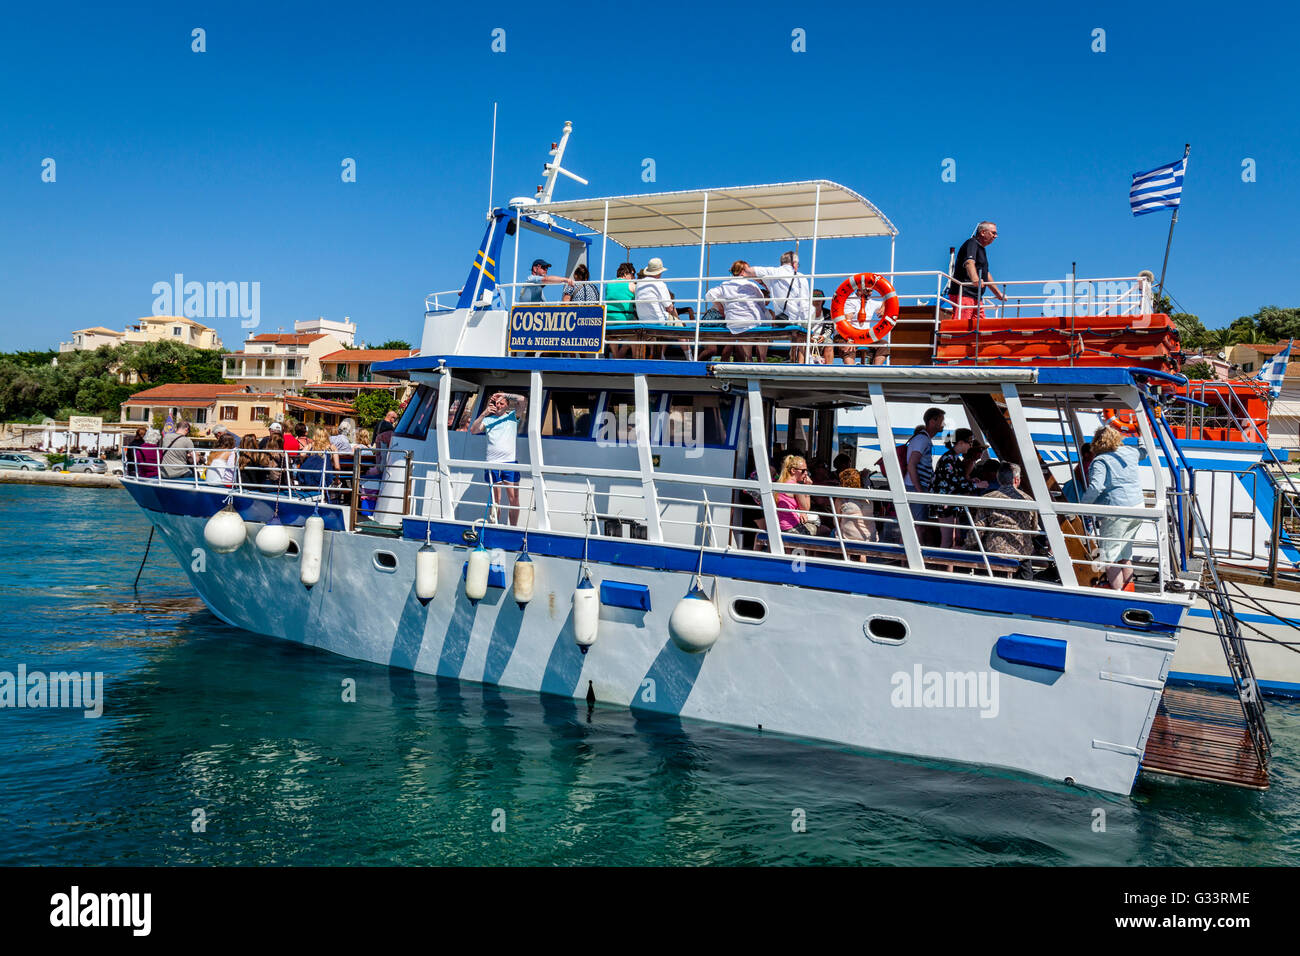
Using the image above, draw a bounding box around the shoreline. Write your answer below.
[0,471,122,489]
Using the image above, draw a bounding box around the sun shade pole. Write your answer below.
[695,192,709,362]
[599,199,609,305]
[808,183,821,361]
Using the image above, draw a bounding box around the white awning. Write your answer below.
[517,180,898,249]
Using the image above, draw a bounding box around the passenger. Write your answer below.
[237,433,262,490]
[903,408,945,542]
[331,420,356,501]
[973,462,1037,568]
[258,420,283,450]
[561,263,601,304]
[159,420,196,480]
[374,409,399,442]
[774,454,820,537]
[835,467,875,549]
[931,428,990,561]
[124,427,146,477]
[1079,425,1145,591]
[518,258,571,303]
[295,428,335,497]
[832,451,853,474]
[708,260,771,363]
[261,433,287,492]
[136,428,162,480]
[470,391,528,526]
[205,432,238,488]
[807,288,838,365]
[360,429,392,515]
[605,262,638,358]
[808,462,836,526]
[947,221,1007,324]
[634,258,678,324]
[752,250,811,360]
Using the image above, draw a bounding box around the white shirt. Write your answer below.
[751,265,811,325]
[634,278,674,322]
[483,411,518,463]
[712,277,767,333]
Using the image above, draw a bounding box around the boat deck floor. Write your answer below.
[1141,687,1269,789]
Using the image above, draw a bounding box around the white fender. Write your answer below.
[203,503,246,554]
[466,545,490,601]
[254,516,290,557]
[512,552,535,605]
[668,587,721,653]
[573,577,599,651]
[300,515,325,589]
[415,544,438,605]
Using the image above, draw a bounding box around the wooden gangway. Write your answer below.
[1142,687,1269,789]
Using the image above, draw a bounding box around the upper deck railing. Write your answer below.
[423,269,1157,364]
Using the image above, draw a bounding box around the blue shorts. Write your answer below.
[485,469,520,484]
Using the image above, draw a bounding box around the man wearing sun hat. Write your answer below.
[518,258,571,303]
[634,257,677,323]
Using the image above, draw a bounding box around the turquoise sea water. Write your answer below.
[0,483,1297,866]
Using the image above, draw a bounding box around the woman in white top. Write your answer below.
[633,258,677,323]
[708,260,772,363]
[204,432,238,487]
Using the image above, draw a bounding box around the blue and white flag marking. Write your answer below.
[1130,158,1186,216]
[1254,338,1293,399]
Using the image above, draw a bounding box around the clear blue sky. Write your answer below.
[2,0,1296,351]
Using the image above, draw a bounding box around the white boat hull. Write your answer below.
[140,505,1185,795]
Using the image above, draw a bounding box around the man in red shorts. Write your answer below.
[947,221,1007,324]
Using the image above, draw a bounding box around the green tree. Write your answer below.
[353,391,400,431]
[375,339,413,350]
[1172,313,1208,351]
[1181,360,1216,380]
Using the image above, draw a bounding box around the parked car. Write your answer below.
[0,453,48,472]
[66,457,108,474]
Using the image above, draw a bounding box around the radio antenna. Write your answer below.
[486,102,498,218]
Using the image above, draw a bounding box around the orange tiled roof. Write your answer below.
[320,348,418,362]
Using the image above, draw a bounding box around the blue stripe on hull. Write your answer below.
[1167,671,1300,699]
[402,518,1183,633]
[122,480,348,530]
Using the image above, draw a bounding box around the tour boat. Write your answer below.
[121,124,1273,793]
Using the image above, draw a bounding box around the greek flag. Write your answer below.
[1254,339,1293,400]
[1130,158,1186,216]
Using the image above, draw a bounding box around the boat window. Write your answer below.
[447,391,475,431]
[541,390,601,438]
[661,393,737,448]
[396,385,437,439]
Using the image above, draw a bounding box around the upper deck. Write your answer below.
[407,166,1177,378]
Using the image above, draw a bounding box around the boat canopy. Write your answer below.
[514,180,898,249]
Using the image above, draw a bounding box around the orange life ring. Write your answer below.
[1103,408,1145,435]
[831,273,899,344]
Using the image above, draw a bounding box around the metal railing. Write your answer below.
[424,270,1154,364]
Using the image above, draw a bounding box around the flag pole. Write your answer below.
[1156,143,1191,303]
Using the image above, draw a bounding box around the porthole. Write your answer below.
[373,550,399,572]
[864,615,908,644]
[729,598,767,624]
